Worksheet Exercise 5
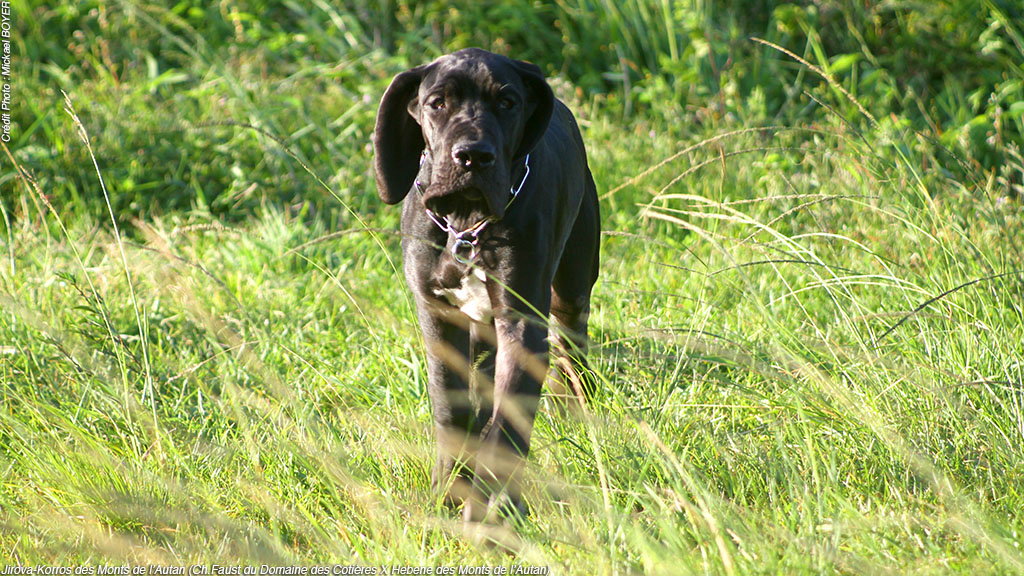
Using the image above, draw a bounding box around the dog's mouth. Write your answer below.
[423,185,501,226]
[418,154,513,224]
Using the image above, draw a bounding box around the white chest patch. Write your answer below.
[434,268,492,322]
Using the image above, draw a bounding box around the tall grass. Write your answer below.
[3,0,1024,573]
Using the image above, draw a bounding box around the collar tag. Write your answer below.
[452,237,477,264]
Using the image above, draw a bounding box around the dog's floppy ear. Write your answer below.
[511,59,555,161]
[373,64,431,204]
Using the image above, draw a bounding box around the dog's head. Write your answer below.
[373,48,554,223]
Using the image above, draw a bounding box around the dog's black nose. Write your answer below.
[452,142,496,171]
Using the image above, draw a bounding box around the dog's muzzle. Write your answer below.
[414,152,531,264]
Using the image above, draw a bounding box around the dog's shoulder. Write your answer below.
[534,100,588,168]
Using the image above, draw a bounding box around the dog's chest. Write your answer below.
[433,267,492,322]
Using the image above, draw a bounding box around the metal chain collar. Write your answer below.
[414,152,531,264]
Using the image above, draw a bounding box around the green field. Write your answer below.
[2,1,1024,573]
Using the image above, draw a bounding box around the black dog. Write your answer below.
[373,48,600,523]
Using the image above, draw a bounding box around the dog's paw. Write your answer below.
[462,489,528,525]
[488,491,529,524]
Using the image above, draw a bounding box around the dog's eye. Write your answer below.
[428,97,446,111]
[498,97,517,111]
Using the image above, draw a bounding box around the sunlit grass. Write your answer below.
[5,103,1023,571]
[3,1,1024,573]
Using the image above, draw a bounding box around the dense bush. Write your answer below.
[6,1,1022,221]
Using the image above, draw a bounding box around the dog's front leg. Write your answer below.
[463,315,548,523]
[417,304,481,508]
